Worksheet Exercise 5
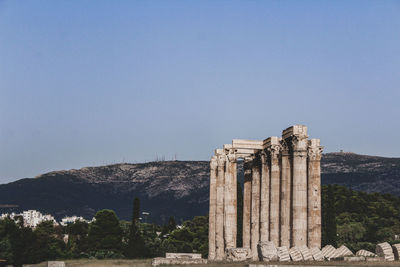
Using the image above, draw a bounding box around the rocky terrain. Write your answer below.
[0,152,399,223]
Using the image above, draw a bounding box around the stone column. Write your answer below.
[307,139,323,248]
[208,156,218,260]
[242,158,252,249]
[291,129,309,247]
[224,150,237,249]
[259,151,270,242]
[280,139,292,247]
[215,153,226,260]
[250,154,261,260]
[268,140,281,246]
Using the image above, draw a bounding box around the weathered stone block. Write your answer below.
[356,249,376,257]
[226,247,252,262]
[376,242,394,261]
[299,246,313,261]
[332,245,353,259]
[289,246,303,261]
[310,247,324,261]
[258,241,278,261]
[151,257,207,266]
[47,262,65,267]
[392,243,400,260]
[165,253,201,259]
[276,246,290,262]
[321,245,336,260]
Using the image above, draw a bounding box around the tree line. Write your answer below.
[1,185,400,265]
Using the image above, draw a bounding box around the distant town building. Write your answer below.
[60,216,87,226]
[1,210,56,228]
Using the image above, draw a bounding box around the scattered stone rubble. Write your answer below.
[226,247,252,262]
[154,242,400,265]
[276,246,290,262]
[257,241,278,261]
[356,249,377,257]
[299,246,313,261]
[321,244,337,260]
[151,253,207,266]
[332,245,354,259]
[289,246,303,261]
[310,247,324,261]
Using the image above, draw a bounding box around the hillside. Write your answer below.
[0,152,399,223]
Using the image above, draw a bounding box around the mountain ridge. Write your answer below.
[1,152,399,223]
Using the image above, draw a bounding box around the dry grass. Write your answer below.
[34,259,400,267]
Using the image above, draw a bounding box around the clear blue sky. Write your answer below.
[1,1,399,183]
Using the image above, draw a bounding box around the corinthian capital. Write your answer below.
[226,149,237,163]
[210,156,218,171]
[292,135,308,152]
[217,154,226,168]
[308,139,323,161]
[268,144,281,159]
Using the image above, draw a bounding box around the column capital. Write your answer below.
[292,135,309,152]
[217,154,226,169]
[210,156,218,171]
[308,139,323,161]
[280,139,291,156]
[267,144,282,159]
[226,149,237,163]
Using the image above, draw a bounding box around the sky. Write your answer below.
[1,1,399,183]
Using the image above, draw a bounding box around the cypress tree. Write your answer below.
[133,198,140,222]
[167,216,176,232]
[325,185,337,246]
[125,197,147,258]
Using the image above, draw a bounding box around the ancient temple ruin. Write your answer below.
[208,125,323,260]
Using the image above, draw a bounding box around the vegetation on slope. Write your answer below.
[2,185,400,265]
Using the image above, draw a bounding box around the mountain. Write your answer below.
[0,152,399,224]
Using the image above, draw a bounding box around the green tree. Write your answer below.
[125,198,148,258]
[88,210,122,252]
[66,220,89,257]
[133,198,140,222]
[167,216,176,232]
[323,184,337,246]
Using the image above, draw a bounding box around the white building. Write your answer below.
[60,216,87,226]
[1,210,56,228]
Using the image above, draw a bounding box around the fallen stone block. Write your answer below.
[344,256,365,262]
[392,243,400,260]
[376,242,394,261]
[258,241,278,261]
[332,245,353,258]
[299,246,313,261]
[356,249,376,257]
[47,262,65,267]
[276,246,290,262]
[151,257,207,266]
[226,247,252,262]
[165,252,202,259]
[310,247,325,261]
[321,244,336,260]
[289,246,303,261]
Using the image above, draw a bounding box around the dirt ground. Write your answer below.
[30,259,400,267]
[63,259,400,267]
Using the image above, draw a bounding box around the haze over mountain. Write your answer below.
[0,152,399,224]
